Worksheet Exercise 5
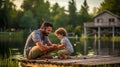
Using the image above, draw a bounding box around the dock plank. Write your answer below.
[18,56,120,67]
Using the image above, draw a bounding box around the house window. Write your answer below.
[109,18,115,22]
[97,18,103,23]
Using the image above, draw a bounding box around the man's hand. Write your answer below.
[48,44,58,51]
[36,42,48,52]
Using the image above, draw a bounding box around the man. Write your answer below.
[24,21,57,59]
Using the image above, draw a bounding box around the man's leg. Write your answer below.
[28,46,42,59]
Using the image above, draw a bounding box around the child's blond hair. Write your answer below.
[54,28,67,36]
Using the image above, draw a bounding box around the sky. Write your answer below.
[13,0,104,13]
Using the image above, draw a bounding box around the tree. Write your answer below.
[68,0,77,27]
[32,0,51,26]
[92,7,99,16]
[43,0,51,21]
[0,0,5,30]
[53,7,69,29]
[0,0,16,30]
[74,25,81,36]
[21,0,51,27]
[19,10,38,31]
[51,3,60,18]
[78,0,92,25]
[65,25,73,33]
[21,0,34,11]
[51,3,69,30]
[76,0,92,36]
[98,0,120,16]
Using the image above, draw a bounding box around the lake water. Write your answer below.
[0,37,120,59]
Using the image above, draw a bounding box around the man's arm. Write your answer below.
[47,41,52,46]
[36,41,48,52]
[36,41,58,52]
[46,41,59,51]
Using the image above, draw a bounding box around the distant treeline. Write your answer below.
[0,0,119,36]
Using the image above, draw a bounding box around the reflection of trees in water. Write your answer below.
[0,37,120,58]
[70,38,120,56]
[95,39,120,56]
[0,39,24,58]
[0,41,9,58]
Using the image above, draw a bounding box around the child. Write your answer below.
[54,28,74,59]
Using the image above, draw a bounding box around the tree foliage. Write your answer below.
[76,0,92,35]
[98,0,120,16]
[68,0,77,27]
[0,0,93,35]
[74,25,81,36]
[78,0,91,25]
[0,0,16,30]
[21,0,51,27]
[51,3,60,18]
[19,10,37,30]
[50,3,69,30]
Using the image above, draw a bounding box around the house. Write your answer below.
[84,10,120,38]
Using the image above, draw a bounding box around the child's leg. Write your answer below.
[40,55,53,59]
[58,49,71,59]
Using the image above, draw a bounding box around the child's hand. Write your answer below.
[48,44,58,50]
[52,44,58,48]
[57,45,59,48]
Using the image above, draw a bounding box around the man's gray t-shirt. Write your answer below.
[24,29,50,57]
[61,37,74,53]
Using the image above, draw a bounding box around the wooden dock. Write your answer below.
[18,56,120,67]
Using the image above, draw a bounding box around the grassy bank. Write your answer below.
[0,31,23,40]
[80,36,120,42]
[0,57,18,67]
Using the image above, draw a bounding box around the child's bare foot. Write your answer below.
[63,55,71,59]
[58,56,64,59]
[40,55,53,59]
[58,55,71,59]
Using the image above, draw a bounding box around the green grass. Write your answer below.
[0,55,18,67]
[0,48,19,67]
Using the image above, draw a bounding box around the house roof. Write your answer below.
[93,10,120,19]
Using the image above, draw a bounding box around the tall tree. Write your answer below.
[0,0,5,29]
[21,0,51,27]
[43,0,51,21]
[78,0,91,25]
[51,3,60,18]
[80,0,89,24]
[32,0,51,26]
[21,0,34,11]
[98,0,120,16]
[68,0,77,27]
[19,10,37,30]
[0,0,16,30]
[53,7,69,29]
[50,3,69,29]
[80,0,89,16]
[77,0,92,36]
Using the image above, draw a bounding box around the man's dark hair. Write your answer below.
[41,21,53,28]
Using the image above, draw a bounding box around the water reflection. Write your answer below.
[0,38,120,58]
[0,38,24,58]
[79,39,120,56]
[83,40,87,55]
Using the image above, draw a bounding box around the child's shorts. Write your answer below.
[58,49,72,55]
